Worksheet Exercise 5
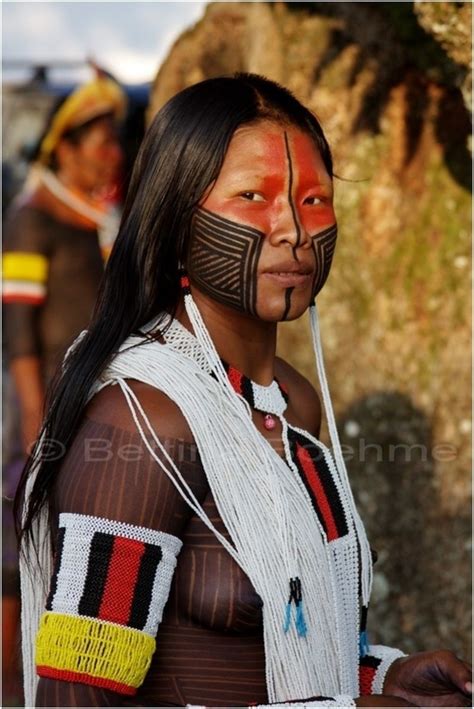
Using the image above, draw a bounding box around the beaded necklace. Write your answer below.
[220,361,289,430]
[220,360,349,541]
[160,310,370,652]
[219,358,354,637]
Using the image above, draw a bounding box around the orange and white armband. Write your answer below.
[35,513,182,695]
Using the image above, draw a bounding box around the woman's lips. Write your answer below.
[262,271,312,287]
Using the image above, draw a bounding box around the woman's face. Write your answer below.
[58,116,124,197]
[187,120,337,321]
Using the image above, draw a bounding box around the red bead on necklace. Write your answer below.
[264,414,277,431]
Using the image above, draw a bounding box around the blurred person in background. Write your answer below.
[2,74,125,704]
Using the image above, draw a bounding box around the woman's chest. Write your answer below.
[164,423,350,636]
[166,492,264,634]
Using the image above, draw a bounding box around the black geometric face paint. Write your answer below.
[281,132,303,320]
[310,223,338,299]
[284,131,302,253]
[188,207,264,315]
[282,287,295,321]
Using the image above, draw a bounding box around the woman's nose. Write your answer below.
[268,199,312,249]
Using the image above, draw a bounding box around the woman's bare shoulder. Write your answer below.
[275,357,321,437]
[54,380,204,534]
[84,379,194,443]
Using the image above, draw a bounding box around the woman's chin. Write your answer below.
[255,295,313,322]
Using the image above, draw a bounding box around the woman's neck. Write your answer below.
[176,288,277,386]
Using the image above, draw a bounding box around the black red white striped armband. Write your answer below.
[359,644,407,695]
[35,513,182,695]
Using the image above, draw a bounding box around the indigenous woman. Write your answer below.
[3,76,124,702]
[15,74,472,708]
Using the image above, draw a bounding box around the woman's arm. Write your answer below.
[3,207,52,451]
[35,382,208,707]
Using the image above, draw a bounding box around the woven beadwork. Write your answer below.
[364,644,407,695]
[36,612,155,695]
[46,513,181,636]
[21,304,406,706]
[98,316,365,698]
[35,513,182,695]
[222,361,289,416]
[358,655,381,696]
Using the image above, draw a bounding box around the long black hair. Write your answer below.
[14,72,333,548]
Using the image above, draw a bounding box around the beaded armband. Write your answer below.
[35,513,182,695]
[359,644,407,695]
[3,251,49,305]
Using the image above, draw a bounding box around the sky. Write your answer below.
[2,1,209,84]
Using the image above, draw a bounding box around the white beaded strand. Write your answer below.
[309,303,373,607]
[101,313,361,698]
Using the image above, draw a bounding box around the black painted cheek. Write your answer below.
[311,224,338,298]
[188,207,264,315]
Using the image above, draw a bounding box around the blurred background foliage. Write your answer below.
[149,2,471,659]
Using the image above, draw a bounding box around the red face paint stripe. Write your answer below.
[98,537,145,625]
[36,666,137,695]
[295,442,340,541]
[359,665,377,696]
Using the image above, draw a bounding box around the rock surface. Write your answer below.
[150,2,471,659]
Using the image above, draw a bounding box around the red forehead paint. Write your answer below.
[287,131,336,232]
[202,126,336,236]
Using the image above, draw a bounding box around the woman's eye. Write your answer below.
[303,196,323,205]
[240,192,265,202]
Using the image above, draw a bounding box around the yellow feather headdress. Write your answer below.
[39,77,127,163]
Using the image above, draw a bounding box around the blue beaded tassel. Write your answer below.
[359,604,370,657]
[283,577,307,638]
